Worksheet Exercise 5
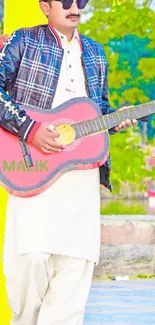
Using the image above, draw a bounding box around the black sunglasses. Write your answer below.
[40,0,89,10]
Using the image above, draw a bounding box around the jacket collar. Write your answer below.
[48,23,83,52]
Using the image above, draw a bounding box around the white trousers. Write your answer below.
[3,252,94,325]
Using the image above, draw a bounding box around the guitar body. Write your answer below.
[0,97,109,197]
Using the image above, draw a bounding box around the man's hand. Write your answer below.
[114,106,138,132]
[31,123,64,154]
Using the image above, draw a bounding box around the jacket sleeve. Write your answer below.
[0,29,41,143]
[100,62,117,135]
[96,44,117,135]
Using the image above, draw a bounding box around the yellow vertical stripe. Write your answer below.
[0,187,10,324]
[4,0,46,35]
[1,2,46,324]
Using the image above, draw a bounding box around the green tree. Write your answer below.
[79,0,155,193]
[79,0,155,137]
[109,127,153,194]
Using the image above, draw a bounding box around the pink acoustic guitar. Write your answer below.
[0,97,154,197]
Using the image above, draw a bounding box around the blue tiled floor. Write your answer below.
[84,280,155,325]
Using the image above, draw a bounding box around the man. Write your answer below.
[0,1,138,325]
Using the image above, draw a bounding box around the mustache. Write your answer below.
[66,14,81,18]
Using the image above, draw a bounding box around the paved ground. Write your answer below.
[84,280,155,325]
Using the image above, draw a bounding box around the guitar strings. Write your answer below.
[47,102,154,136]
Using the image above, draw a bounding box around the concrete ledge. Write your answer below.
[95,261,155,277]
[101,218,155,245]
[94,215,155,277]
[101,215,155,221]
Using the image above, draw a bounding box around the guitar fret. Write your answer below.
[76,125,82,139]
[112,111,121,125]
[88,120,94,134]
[110,113,116,126]
[95,118,101,132]
[118,109,126,122]
[130,105,141,119]
[131,107,136,119]
[126,108,131,120]
[146,103,152,116]
[83,121,89,136]
[141,104,149,118]
[76,124,81,138]
[94,118,99,132]
[122,109,130,120]
[80,123,86,137]
[150,101,155,113]
[147,103,152,114]
[89,120,94,134]
[75,127,80,139]
[81,121,88,136]
[85,122,90,135]
[102,117,108,130]
[104,115,111,129]
[98,117,104,130]
[105,111,121,128]
[129,107,135,120]
[83,120,93,136]
[72,99,155,140]
[84,121,88,135]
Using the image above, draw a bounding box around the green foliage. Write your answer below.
[148,137,155,146]
[79,0,155,193]
[93,274,155,280]
[100,200,147,215]
[79,0,155,139]
[130,274,155,279]
[109,127,153,193]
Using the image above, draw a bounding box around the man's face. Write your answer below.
[40,1,83,30]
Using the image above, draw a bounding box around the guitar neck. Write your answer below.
[73,101,155,139]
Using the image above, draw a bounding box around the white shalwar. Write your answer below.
[2,28,101,325]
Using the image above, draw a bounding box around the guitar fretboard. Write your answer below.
[72,101,155,139]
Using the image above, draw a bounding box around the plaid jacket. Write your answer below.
[0,24,116,191]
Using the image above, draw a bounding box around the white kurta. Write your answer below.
[2,29,101,272]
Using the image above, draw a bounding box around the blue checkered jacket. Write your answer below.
[0,24,116,191]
